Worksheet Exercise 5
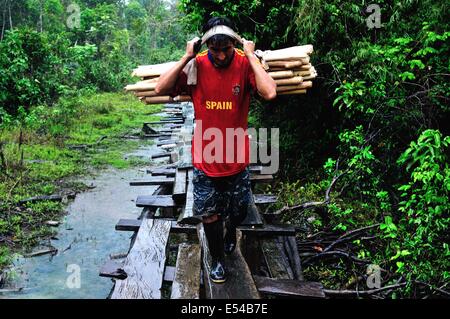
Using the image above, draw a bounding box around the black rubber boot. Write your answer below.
[224,221,237,255]
[203,218,227,283]
[224,206,247,255]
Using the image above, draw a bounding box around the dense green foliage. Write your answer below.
[179,0,449,297]
[0,0,187,117]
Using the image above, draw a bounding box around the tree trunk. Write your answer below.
[8,0,12,29]
[39,0,43,32]
[1,0,6,41]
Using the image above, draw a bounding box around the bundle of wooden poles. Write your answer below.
[125,45,317,104]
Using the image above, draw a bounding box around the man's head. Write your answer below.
[202,17,236,68]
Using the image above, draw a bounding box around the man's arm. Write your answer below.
[154,37,199,95]
[242,39,277,100]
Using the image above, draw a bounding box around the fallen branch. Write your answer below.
[19,194,63,205]
[303,249,371,266]
[322,223,381,253]
[323,282,407,297]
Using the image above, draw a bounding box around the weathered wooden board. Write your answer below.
[197,225,260,299]
[110,219,171,299]
[170,243,201,299]
[253,275,325,299]
[136,195,177,208]
[172,168,187,204]
[261,239,294,279]
[177,169,200,224]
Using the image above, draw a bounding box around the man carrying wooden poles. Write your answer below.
[155,17,276,283]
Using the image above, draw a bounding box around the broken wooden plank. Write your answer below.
[135,195,177,208]
[253,275,325,299]
[197,225,260,299]
[170,243,201,299]
[110,219,172,299]
[172,168,187,204]
[129,177,174,186]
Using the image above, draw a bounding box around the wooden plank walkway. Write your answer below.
[101,101,324,299]
[110,219,171,299]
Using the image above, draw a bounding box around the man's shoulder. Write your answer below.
[195,50,209,63]
[235,48,246,58]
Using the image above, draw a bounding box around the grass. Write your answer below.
[0,92,163,271]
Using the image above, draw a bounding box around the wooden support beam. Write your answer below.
[110,219,172,299]
[116,219,295,236]
[170,243,201,299]
[147,168,176,177]
[129,177,174,186]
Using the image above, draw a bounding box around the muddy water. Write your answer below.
[1,143,167,299]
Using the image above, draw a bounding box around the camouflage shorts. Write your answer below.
[193,167,251,222]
